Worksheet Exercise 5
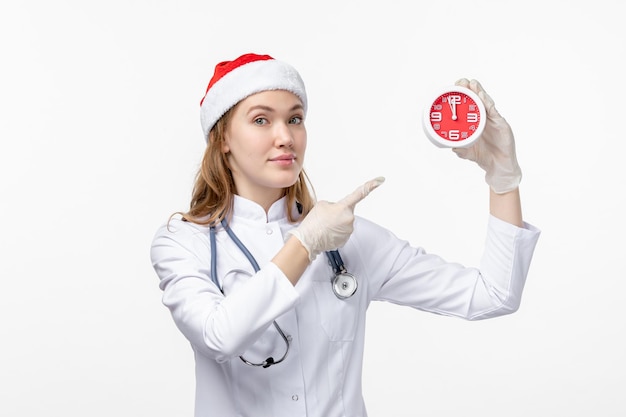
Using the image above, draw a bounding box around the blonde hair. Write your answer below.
[179,107,316,226]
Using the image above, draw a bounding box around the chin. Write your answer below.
[276,171,301,187]
[277,178,299,189]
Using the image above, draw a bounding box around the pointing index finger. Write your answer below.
[339,176,386,209]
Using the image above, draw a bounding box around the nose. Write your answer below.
[274,122,294,147]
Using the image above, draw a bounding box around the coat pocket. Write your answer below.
[312,279,360,341]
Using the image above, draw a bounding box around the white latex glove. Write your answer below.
[453,78,522,194]
[288,177,385,262]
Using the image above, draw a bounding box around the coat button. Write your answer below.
[266,228,273,235]
[291,394,299,401]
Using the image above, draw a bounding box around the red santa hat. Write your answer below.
[200,53,308,141]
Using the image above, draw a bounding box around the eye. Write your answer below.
[254,117,268,126]
[289,116,303,125]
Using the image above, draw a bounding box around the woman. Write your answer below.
[150,53,540,417]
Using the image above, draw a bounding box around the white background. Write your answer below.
[1,0,624,416]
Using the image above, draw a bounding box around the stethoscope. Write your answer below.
[209,219,357,368]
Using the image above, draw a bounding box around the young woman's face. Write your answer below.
[223,90,307,206]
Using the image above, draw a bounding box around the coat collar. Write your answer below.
[232,195,297,224]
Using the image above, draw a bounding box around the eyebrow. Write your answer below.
[246,103,304,114]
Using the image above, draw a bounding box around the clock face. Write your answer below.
[422,86,486,148]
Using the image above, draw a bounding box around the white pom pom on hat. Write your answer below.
[200,53,308,141]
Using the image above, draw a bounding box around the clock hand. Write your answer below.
[448,96,458,121]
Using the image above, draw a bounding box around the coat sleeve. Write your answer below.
[149,219,299,361]
[353,215,541,320]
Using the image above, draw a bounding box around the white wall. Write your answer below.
[1,0,624,416]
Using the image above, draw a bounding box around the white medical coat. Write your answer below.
[150,195,540,417]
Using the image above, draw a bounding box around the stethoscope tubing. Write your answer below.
[208,219,356,368]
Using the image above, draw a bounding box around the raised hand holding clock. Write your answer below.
[423,78,522,195]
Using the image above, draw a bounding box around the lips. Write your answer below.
[269,154,297,167]
[270,154,296,162]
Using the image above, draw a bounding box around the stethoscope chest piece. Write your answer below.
[332,272,357,299]
[326,250,357,299]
